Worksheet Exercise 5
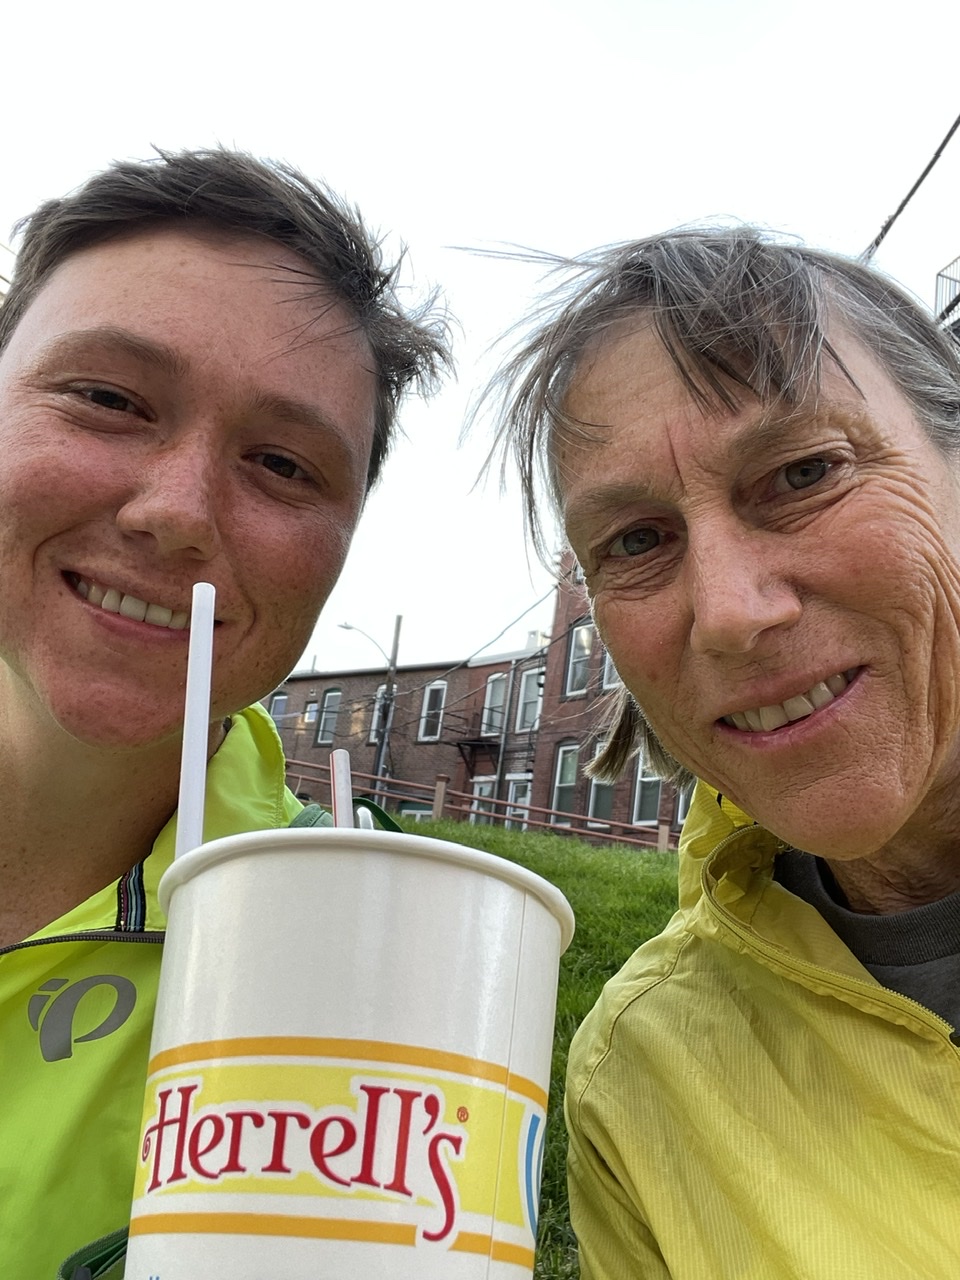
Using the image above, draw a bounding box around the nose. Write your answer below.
[115,438,222,560]
[686,520,802,656]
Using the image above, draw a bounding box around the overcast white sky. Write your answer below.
[3,0,958,673]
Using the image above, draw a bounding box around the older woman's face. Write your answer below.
[561,322,960,860]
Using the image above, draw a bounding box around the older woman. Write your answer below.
[0,149,447,1276]
[496,230,960,1278]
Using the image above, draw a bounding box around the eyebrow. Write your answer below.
[246,386,344,440]
[563,401,870,534]
[36,325,351,441]
[35,326,190,379]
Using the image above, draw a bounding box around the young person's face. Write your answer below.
[0,225,377,747]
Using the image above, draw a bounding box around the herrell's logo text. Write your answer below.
[140,1075,467,1243]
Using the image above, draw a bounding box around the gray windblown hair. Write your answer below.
[489,226,960,786]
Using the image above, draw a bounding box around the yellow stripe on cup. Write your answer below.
[147,1036,548,1109]
[129,1216,535,1268]
[452,1232,536,1267]
[128,1213,415,1245]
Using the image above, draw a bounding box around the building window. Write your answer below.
[588,741,615,823]
[470,777,497,825]
[505,775,532,831]
[675,783,694,825]
[602,649,622,689]
[268,693,288,723]
[419,682,447,741]
[303,700,318,724]
[633,750,662,825]
[481,673,507,736]
[368,684,387,744]
[516,667,544,733]
[315,689,341,745]
[565,622,594,696]
[552,744,580,823]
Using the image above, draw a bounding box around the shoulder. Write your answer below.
[566,905,755,1126]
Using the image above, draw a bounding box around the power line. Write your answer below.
[392,585,558,701]
[860,109,960,263]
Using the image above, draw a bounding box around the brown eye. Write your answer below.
[81,387,135,413]
[782,457,828,490]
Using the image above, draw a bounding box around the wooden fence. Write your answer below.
[284,758,677,852]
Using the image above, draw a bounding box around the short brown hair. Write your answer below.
[1,147,451,489]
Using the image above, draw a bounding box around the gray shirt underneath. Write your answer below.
[775,850,960,1031]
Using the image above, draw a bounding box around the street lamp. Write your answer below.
[339,615,402,799]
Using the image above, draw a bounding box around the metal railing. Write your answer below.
[283,758,676,852]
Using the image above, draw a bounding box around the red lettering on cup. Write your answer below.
[262,1110,312,1173]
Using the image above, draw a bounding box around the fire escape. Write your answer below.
[936,254,960,337]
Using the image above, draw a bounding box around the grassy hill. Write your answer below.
[397,818,679,1279]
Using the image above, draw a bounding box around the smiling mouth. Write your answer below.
[722,668,860,732]
[65,572,191,631]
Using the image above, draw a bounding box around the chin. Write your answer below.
[48,700,185,753]
[752,799,908,862]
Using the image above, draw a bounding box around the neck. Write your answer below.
[824,758,960,914]
[0,693,224,945]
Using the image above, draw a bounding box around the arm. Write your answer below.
[566,1097,672,1280]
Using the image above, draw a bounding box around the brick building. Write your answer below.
[263,635,547,820]
[264,552,687,847]
[530,557,688,848]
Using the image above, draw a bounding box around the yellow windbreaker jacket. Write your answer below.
[566,782,960,1279]
[0,704,302,1278]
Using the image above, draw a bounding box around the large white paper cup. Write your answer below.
[126,827,574,1278]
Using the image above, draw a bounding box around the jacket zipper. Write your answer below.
[0,930,164,958]
[700,829,959,1045]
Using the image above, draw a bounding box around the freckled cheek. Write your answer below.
[594,599,682,695]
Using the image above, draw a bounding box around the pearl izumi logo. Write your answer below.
[29,976,137,1062]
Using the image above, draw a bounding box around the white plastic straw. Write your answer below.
[175,582,217,859]
[330,749,355,828]
[355,805,375,830]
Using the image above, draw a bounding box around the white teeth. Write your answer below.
[725,670,856,733]
[782,693,815,721]
[144,602,173,626]
[808,682,834,709]
[71,575,191,630]
[119,594,148,622]
[758,704,789,732]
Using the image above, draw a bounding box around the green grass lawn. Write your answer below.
[398,818,679,1279]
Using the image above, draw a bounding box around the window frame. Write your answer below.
[587,740,615,825]
[601,649,622,690]
[268,693,288,723]
[633,749,662,826]
[481,673,508,737]
[564,622,594,697]
[469,776,497,825]
[515,666,544,733]
[368,683,387,744]
[551,743,580,825]
[418,681,447,742]
[315,688,342,746]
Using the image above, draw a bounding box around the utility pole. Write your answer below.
[372,614,402,798]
